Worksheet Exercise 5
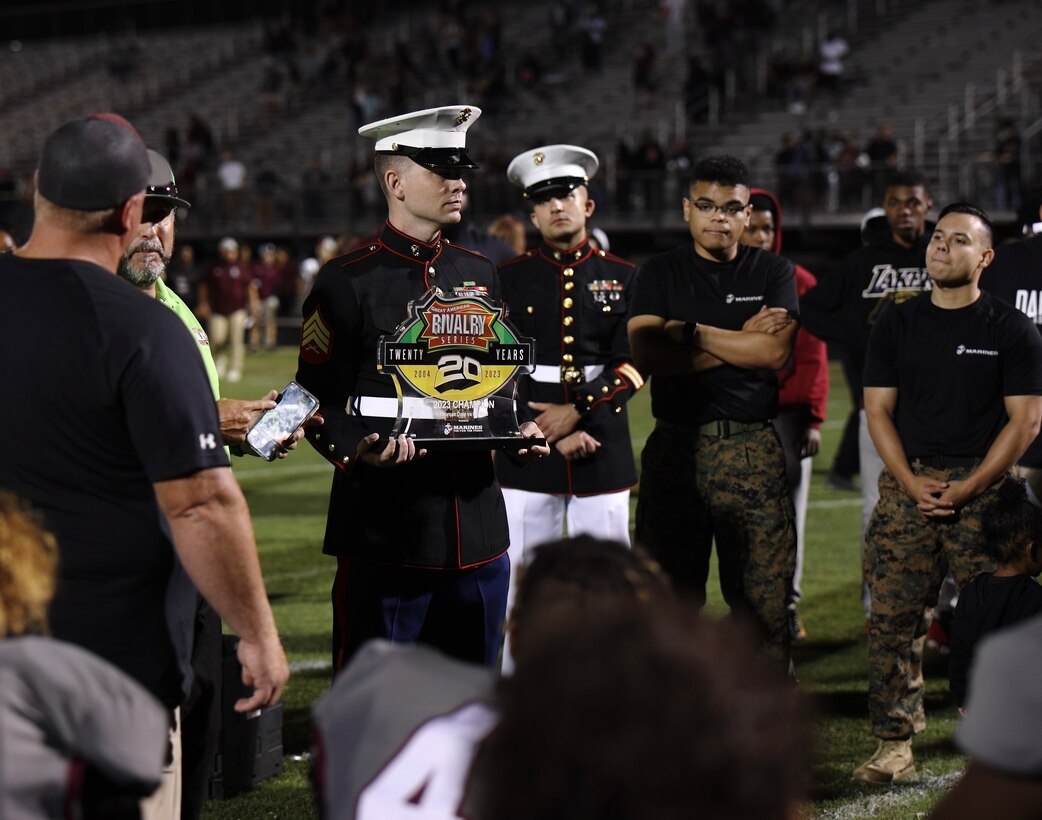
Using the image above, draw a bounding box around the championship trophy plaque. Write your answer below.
[374,288,544,452]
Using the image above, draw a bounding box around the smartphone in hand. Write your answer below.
[245,381,320,461]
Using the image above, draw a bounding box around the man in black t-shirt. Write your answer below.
[628,155,799,671]
[980,190,1042,501]
[855,203,1042,785]
[0,115,288,816]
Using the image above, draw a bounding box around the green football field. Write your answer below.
[203,347,966,820]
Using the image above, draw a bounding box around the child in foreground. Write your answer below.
[949,477,1042,711]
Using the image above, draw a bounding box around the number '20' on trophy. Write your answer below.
[376,287,544,451]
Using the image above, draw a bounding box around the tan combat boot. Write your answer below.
[851,739,916,785]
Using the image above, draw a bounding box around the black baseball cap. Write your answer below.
[36,113,151,210]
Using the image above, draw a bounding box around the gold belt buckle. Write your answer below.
[561,365,584,384]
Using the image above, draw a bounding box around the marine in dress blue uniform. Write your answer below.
[296,106,546,673]
[495,145,643,670]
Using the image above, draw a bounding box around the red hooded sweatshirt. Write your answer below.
[750,188,829,427]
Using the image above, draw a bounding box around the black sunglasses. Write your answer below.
[142,200,176,225]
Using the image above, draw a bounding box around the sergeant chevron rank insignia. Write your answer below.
[300,307,333,363]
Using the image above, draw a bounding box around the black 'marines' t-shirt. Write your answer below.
[630,243,797,425]
[863,291,1042,457]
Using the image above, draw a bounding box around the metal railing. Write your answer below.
[916,50,1041,203]
[3,157,1033,248]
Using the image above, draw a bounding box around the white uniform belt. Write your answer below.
[529,364,604,383]
[348,395,490,419]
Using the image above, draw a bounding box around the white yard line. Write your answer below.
[808,498,862,509]
[818,772,961,819]
[289,658,333,673]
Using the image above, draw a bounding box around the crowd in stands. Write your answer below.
[0,0,1030,241]
[772,123,899,215]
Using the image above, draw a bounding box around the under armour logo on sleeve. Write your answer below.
[199,433,217,450]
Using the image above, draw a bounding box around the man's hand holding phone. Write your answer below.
[244,382,322,461]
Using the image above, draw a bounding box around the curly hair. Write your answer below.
[885,168,932,193]
[470,601,809,820]
[0,491,58,638]
[980,477,1042,566]
[508,535,672,663]
[690,155,750,190]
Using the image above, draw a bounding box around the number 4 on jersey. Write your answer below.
[357,702,498,820]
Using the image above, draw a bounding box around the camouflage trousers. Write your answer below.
[864,465,996,739]
[635,421,797,671]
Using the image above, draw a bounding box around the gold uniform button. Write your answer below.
[614,378,622,385]
[553,251,562,260]
[602,386,609,393]
[527,306,534,314]
[563,267,574,277]
[563,297,574,309]
[615,406,623,413]
[428,266,436,275]
[564,335,574,344]
[574,250,582,259]
[602,305,611,312]
[328,444,335,453]
[587,394,595,402]
[563,316,574,326]
[564,281,575,291]
[562,354,574,363]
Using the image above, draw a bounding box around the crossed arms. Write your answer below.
[628,306,798,375]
